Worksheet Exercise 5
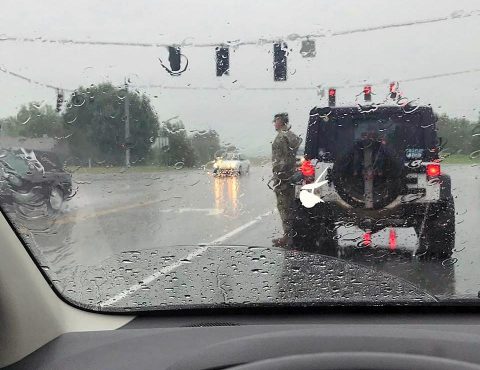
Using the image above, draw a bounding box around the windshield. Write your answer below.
[0,0,479,312]
[224,153,240,160]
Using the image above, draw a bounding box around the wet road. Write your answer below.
[8,163,480,304]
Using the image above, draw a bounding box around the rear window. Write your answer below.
[307,107,437,161]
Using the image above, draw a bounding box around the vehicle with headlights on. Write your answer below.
[213,152,250,176]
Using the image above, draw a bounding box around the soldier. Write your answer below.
[271,113,302,247]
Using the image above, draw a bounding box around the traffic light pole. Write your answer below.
[124,79,130,167]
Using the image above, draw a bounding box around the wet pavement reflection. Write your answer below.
[0,164,478,305]
[213,176,240,215]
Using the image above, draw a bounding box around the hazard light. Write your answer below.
[363,85,372,102]
[426,163,440,177]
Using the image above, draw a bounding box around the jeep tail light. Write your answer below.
[300,160,315,176]
[300,160,315,183]
[426,163,440,177]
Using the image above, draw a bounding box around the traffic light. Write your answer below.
[216,46,230,76]
[389,82,398,99]
[159,46,188,76]
[300,39,316,57]
[56,89,64,112]
[168,46,181,72]
[328,88,336,107]
[363,85,372,102]
[273,42,287,81]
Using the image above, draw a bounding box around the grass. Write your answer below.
[66,165,175,174]
[441,154,480,165]
[65,154,479,173]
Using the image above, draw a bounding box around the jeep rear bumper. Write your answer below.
[294,174,452,233]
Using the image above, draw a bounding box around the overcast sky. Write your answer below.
[1,0,479,154]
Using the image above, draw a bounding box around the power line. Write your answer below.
[0,11,477,49]
[0,66,67,91]
[136,68,480,90]
[136,65,480,90]
[2,64,480,93]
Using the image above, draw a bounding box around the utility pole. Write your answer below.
[124,78,130,167]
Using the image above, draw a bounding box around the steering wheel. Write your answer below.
[230,352,480,370]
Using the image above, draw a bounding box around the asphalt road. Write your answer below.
[8,163,480,305]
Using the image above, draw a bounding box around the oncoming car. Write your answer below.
[213,152,250,176]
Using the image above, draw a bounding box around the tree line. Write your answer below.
[2,84,478,165]
[436,114,480,157]
[0,83,221,167]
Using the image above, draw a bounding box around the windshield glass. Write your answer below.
[352,117,429,158]
[1,0,479,312]
[224,153,239,160]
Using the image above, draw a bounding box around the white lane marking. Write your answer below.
[98,247,208,308]
[178,208,224,216]
[98,210,273,308]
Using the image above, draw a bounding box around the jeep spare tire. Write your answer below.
[331,140,405,209]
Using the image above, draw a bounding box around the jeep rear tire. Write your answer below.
[331,141,405,209]
[415,196,455,260]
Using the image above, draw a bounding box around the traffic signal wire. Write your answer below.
[0,10,477,49]
[1,64,480,93]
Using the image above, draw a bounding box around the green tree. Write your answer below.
[191,129,220,165]
[159,119,196,167]
[63,83,159,165]
[0,103,64,138]
[436,114,475,155]
[472,117,480,155]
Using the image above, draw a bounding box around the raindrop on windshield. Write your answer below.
[64,112,78,124]
[32,101,45,110]
[72,92,86,107]
[16,110,31,125]
[174,162,185,170]
[402,102,420,114]
[441,257,458,267]
[116,88,127,100]
[469,150,480,160]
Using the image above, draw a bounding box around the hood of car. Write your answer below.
[51,245,437,312]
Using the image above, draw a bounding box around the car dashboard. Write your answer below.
[7,309,480,370]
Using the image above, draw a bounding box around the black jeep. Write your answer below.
[293,105,455,259]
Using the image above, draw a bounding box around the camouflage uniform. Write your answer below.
[272,130,302,236]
